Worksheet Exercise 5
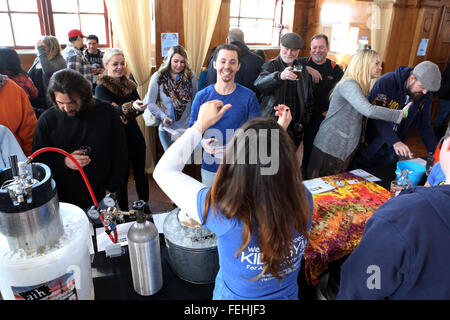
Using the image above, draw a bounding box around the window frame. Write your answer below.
[229,0,281,46]
[0,0,111,50]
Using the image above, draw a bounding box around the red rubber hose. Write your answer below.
[28,147,118,243]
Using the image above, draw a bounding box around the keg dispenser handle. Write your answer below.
[8,155,19,177]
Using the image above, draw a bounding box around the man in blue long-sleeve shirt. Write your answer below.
[358,61,441,167]
[189,44,260,187]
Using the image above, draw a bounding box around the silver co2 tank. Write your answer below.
[127,201,163,296]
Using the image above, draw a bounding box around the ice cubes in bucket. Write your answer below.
[163,208,217,249]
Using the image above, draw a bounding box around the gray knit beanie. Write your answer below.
[412,61,441,91]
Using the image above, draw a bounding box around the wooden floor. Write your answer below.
[127,128,428,212]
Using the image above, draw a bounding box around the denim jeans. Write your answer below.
[158,129,174,151]
[201,168,216,188]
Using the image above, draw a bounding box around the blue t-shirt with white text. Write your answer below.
[196,187,313,300]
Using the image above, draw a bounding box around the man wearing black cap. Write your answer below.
[356,60,441,167]
[62,29,94,84]
[254,32,313,150]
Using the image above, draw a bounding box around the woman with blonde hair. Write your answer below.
[28,35,67,117]
[154,102,313,299]
[307,49,411,178]
[144,45,197,151]
[95,48,149,211]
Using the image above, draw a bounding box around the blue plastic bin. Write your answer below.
[395,160,426,186]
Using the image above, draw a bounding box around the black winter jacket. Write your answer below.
[437,64,450,100]
[254,55,313,126]
[205,41,264,93]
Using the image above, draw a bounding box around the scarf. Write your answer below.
[159,71,193,121]
[97,74,137,97]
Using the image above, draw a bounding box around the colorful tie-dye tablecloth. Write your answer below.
[303,172,390,285]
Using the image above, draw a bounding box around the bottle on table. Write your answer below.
[425,152,434,176]
[389,169,413,199]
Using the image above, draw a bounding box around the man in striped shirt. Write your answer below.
[62,29,93,84]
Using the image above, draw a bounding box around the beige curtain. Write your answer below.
[183,0,222,77]
[105,0,157,174]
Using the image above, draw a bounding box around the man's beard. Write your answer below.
[57,107,81,118]
[311,53,326,64]
[406,87,423,101]
[281,55,296,65]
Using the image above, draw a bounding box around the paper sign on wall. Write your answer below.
[417,38,429,56]
[161,33,179,57]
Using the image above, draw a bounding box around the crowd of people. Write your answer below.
[0,26,449,300]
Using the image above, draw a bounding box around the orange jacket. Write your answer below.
[0,77,37,156]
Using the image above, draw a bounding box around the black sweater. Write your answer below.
[32,101,128,209]
[94,82,146,157]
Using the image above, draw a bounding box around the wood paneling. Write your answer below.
[430,5,450,68]
[296,0,372,69]
[382,0,450,122]
[20,53,37,73]
[154,0,185,68]
[384,0,449,72]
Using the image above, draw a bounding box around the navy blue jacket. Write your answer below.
[205,41,264,93]
[338,185,450,299]
[363,66,437,159]
[437,64,450,100]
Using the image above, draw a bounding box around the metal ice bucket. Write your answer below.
[163,208,219,284]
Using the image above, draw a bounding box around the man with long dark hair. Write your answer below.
[32,69,127,212]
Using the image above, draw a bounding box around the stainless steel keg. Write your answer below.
[0,159,63,253]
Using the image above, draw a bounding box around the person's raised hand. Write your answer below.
[193,100,232,134]
[402,101,413,118]
[274,104,292,130]
[280,66,297,81]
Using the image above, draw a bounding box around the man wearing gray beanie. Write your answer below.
[354,60,441,168]
[254,32,313,153]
